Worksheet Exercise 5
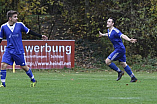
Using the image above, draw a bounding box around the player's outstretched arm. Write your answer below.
[29,30,48,40]
[99,31,108,37]
[121,34,137,43]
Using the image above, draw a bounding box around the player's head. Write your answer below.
[107,17,114,28]
[7,10,18,23]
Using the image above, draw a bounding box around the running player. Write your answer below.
[99,17,137,82]
[0,10,48,87]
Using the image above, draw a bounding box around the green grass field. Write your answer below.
[0,70,157,104]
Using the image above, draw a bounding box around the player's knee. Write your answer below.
[120,62,127,68]
[1,63,8,69]
[105,59,111,66]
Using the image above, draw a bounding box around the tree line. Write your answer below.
[0,0,156,68]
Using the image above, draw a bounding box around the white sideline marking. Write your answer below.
[107,97,140,99]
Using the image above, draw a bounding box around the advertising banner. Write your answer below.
[0,40,75,69]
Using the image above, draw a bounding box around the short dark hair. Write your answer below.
[108,17,115,23]
[7,10,18,20]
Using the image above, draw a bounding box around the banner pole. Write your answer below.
[13,62,15,73]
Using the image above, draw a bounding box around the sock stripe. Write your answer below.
[1,79,5,82]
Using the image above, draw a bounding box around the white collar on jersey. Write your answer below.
[7,22,16,32]
[108,27,114,37]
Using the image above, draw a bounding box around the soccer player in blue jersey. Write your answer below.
[0,10,48,87]
[99,17,137,82]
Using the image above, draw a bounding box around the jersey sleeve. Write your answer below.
[118,31,123,38]
[114,28,123,38]
[20,22,30,34]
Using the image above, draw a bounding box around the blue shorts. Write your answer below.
[2,51,26,66]
[108,50,126,62]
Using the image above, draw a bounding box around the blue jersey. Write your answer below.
[108,27,125,51]
[0,22,29,54]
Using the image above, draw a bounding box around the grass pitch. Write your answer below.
[0,70,157,104]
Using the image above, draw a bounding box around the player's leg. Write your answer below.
[0,51,13,87]
[13,53,37,87]
[105,51,124,81]
[20,65,36,83]
[120,62,133,76]
[119,55,137,82]
[21,65,37,87]
[105,58,124,81]
[0,62,8,87]
[105,58,122,72]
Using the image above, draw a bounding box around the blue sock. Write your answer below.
[124,65,134,77]
[26,69,36,82]
[109,63,121,72]
[1,70,6,86]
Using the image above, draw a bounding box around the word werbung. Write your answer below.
[25,43,71,54]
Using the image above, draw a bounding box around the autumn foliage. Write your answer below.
[0,0,156,68]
